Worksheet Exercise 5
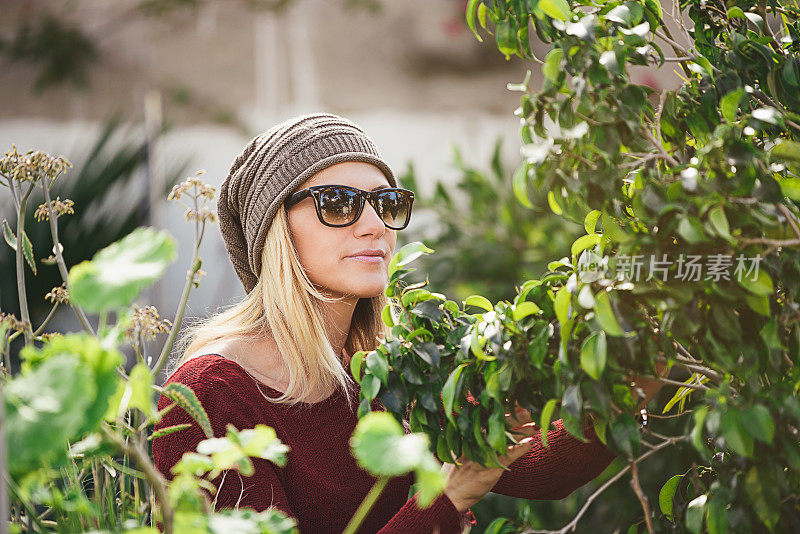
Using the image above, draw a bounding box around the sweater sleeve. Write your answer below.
[376,490,468,534]
[489,418,617,500]
[444,390,617,501]
[152,373,295,518]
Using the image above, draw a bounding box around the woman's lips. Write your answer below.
[347,255,384,263]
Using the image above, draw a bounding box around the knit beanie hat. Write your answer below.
[217,112,397,294]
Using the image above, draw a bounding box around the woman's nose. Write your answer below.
[354,200,385,236]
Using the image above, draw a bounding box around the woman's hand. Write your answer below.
[441,408,538,513]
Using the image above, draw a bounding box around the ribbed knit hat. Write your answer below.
[217,112,397,293]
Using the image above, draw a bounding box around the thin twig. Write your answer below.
[778,204,800,240]
[630,460,655,534]
[656,376,709,390]
[521,436,685,533]
[641,127,680,167]
[39,174,95,336]
[32,302,59,337]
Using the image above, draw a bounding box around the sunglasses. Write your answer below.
[284,185,415,230]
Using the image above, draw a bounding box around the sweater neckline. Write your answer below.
[204,353,352,407]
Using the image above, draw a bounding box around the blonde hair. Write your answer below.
[170,204,392,407]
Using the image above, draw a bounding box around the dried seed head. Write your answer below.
[0,312,30,334]
[35,197,75,222]
[45,284,70,304]
[124,305,173,342]
[0,145,72,184]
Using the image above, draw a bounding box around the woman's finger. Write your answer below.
[499,437,535,467]
[505,403,533,427]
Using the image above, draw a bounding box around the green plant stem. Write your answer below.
[38,174,95,337]
[152,247,201,377]
[100,424,174,534]
[31,302,59,338]
[15,182,35,346]
[342,475,390,534]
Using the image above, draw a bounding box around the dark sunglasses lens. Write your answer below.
[374,190,411,229]
[318,187,361,225]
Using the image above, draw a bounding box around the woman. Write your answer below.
[152,113,649,533]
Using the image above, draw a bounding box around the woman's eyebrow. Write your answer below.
[370,185,390,191]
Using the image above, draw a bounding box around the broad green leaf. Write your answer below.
[593,290,624,336]
[601,211,630,243]
[744,465,779,530]
[483,517,515,534]
[360,374,380,402]
[539,0,571,21]
[686,495,707,534]
[442,364,468,425]
[571,234,601,257]
[741,404,775,443]
[128,362,155,418]
[350,411,434,476]
[659,474,682,521]
[487,408,506,453]
[554,286,571,325]
[706,497,729,534]
[771,140,800,164]
[381,304,394,327]
[237,425,290,466]
[512,301,541,320]
[512,162,533,208]
[738,269,773,296]
[584,210,601,234]
[350,350,368,384]
[708,206,731,240]
[464,294,493,312]
[542,49,564,83]
[726,6,745,18]
[69,227,177,313]
[366,350,389,384]
[777,176,800,201]
[721,410,754,457]
[580,331,607,380]
[719,89,744,122]
[387,241,434,276]
[539,399,558,447]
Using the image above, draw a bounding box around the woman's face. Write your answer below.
[286,161,398,300]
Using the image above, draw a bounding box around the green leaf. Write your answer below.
[580,331,607,380]
[740,404,775,443]
[148,423,192,441]
[513,301,541,320]
[770,140,800,164]
[542,49,564,83]
[2,218,16,251]
[738,269,773,296]
[512,162,533,208]
[483,517,515,534]
[554,286,571,325]
[744,465,779,530]
[350,411,435,476]
[659,474,683,521]
[21,230,36,275]
[678,217,706,244]
[584,210,601,234]
[366,350,389,384]
[350,350,368,384]
[720,88,744,122]
[721,410,754,457]
[487,408,506,453]
[128,362,155,418]
[464,294,493,312]
[726,6,745,18]
[708,206,731,240]
[161,382,213,439]
[465,0,483,42]
[387,241,434,277]
[706,497,729,534]
[593,290,624,336]
[381,304,394,327]
[442,364,468,425]
[686,495,707,534]
[571,234,601,257]
[69,227,177,313]
[360,374,381,402]
[539,0,571,21]
[539,399,558,447]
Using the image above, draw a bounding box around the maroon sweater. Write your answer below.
[152,354,616,533]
